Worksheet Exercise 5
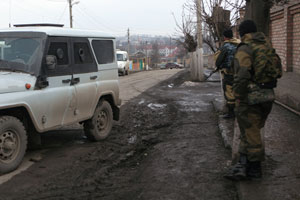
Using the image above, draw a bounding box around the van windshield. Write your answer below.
[117,53,125,61]
[0,37,42,74]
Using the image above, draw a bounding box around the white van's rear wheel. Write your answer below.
[84,100,113,141]
[0,116,27,174]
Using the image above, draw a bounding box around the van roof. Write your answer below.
[116,50,128,54]
[0,27,115,39]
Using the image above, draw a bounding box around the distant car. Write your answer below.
[175,62,184,68]
[165,62,179,69]
[116,50,129,75]
[159,63,166,69]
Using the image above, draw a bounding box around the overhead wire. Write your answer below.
[57,2,68,23]
[79,1,125,31]
[75,6,125,33]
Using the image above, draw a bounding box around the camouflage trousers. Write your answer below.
[222,74,235,105]
[235,101,273,162]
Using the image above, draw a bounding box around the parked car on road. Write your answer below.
[175,62,184,68]
[165,62,179,69]
[0,25,121,174]
[116,50,129,75]
[159,63,167,69]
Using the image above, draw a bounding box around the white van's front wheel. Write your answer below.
[0,116,27,175]
[84,100,113,141]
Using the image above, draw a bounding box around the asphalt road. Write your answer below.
[119,69,183,104]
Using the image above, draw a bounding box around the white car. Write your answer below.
[0,26,121,174]
[116,50,129,75]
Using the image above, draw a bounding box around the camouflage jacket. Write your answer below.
[215,38,240,74]
[233,32,272,100]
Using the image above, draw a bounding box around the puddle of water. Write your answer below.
[177,100,211,112]
[215,97,224,102]
[181,81,200,87]
[147,103,167,110]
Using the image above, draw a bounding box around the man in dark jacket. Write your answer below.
[215,29,240,118]
[224,20,280,180]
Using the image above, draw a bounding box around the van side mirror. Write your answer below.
[46,55,57,70]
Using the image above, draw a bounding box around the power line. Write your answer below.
[80,2,125,30]
[75,6,125,33]
[57,3,68,23]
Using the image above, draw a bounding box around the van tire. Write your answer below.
[84,100,113,141]
[0,116,27,175]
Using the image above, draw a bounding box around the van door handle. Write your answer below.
[71,77,80,85]
[62,79,71,84]
[90,75,98,80]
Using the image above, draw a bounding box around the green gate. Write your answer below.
[139,60,143,70]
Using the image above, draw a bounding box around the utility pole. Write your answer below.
[9,0,12,28]
[69,0,73,28]
[197,0,203,50]
[127,28,130,54]
[191,0,205,81]
[68,0,79,28]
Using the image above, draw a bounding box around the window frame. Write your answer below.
[43,36,72,77]
[70,37,97,74]
[91,39,115,65]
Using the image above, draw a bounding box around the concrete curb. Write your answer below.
[218,117,234,150]
[212,99,234,150]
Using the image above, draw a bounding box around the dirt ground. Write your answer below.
[0,70,237,200]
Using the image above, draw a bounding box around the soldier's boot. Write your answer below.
[247,161,262,179]
[224,154,248,181]
[222,104,235,119]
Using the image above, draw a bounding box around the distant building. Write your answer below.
[129,51,147,71]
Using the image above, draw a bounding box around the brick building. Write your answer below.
[270,0,300,75]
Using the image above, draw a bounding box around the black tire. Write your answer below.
[0,116,27,174]
[84,100,113,141]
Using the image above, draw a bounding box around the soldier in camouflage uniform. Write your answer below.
[215,29,240,118]
[224,20,281,180]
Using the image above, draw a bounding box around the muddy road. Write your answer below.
[0,69,237,200]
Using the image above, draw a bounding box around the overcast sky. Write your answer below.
[0,0,188,37]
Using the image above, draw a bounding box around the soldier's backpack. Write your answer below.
[247,42,282,88]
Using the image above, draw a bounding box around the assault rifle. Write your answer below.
[204,68,219,81]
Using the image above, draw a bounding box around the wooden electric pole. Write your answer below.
[68,0,73,28]
[127,28,130,54]
[68,0,79,28]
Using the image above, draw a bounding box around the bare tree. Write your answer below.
[200,0,244,49]
[173,0,290,54]
[150,42,161,67]
[173,6,198,52]
[173,0,245,53]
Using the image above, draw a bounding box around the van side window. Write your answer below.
[92,40,114,64]
[73,42,93,64]
[48,42,69,65]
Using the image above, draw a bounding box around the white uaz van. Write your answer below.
[0,26,121,174]
[116,50,129,75]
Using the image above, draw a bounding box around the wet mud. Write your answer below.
[0,70,237,200]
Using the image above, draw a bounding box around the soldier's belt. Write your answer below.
[247,83,275,105]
